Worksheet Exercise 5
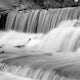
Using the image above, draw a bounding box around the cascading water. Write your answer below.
[1,7,80,80]
[66,27,80,52]
[37,20,78,52]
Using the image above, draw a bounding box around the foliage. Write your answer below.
[0,0,80,10]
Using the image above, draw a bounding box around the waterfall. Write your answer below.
[38,20,77,52]
[5,7,80,33]
[67,27,80,52]
[5,10,17,31]
[2,7,80,80]
[0,71,34,80]
[1,50,80,80]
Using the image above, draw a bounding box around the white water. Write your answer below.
[1,19,80,80]
[67,27,80,52]
[0,71,36,80]
[0,30,30,46]
[0,20,80,53]
[38,26,76,52]
[36,19,80,52]
[57,19,77,28]
[0,30,44,48]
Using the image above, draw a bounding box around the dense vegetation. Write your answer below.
[19,0,80,9]
[0,0,80,11]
